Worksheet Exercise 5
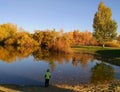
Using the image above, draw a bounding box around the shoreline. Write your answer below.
[55,80,120,92]
[0,80,120,92]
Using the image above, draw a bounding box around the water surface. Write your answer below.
[0,46,120,86]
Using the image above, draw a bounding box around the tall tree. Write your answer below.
[93,2,117,47]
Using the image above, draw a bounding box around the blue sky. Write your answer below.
[0,0,120,34]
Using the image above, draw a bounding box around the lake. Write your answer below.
[0,46,120,86]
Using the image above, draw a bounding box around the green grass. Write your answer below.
[72,46,120,52]
[71,46,120,66]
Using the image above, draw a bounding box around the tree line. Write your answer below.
[0,24,92,53]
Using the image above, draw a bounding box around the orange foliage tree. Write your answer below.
[0,23,17,42]
[72,30,94,46]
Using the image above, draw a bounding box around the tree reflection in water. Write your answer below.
[0,46,39,63]
[0,46,95,70]
[72,53,94,68]
[90,62,114,83]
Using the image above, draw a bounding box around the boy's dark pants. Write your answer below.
[45,79,49,87]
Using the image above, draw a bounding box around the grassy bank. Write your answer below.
[71,46,120,53]
[72,46,120,66]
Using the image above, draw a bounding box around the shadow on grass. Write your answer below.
[0,84,72,92]
[95,49,120,66]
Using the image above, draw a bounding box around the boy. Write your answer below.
[45,69,51,87]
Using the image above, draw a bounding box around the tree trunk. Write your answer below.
[102,44,105,48]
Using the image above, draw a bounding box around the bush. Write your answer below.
[105,41,120,47]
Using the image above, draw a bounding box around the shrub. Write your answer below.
[105,41,120,47]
